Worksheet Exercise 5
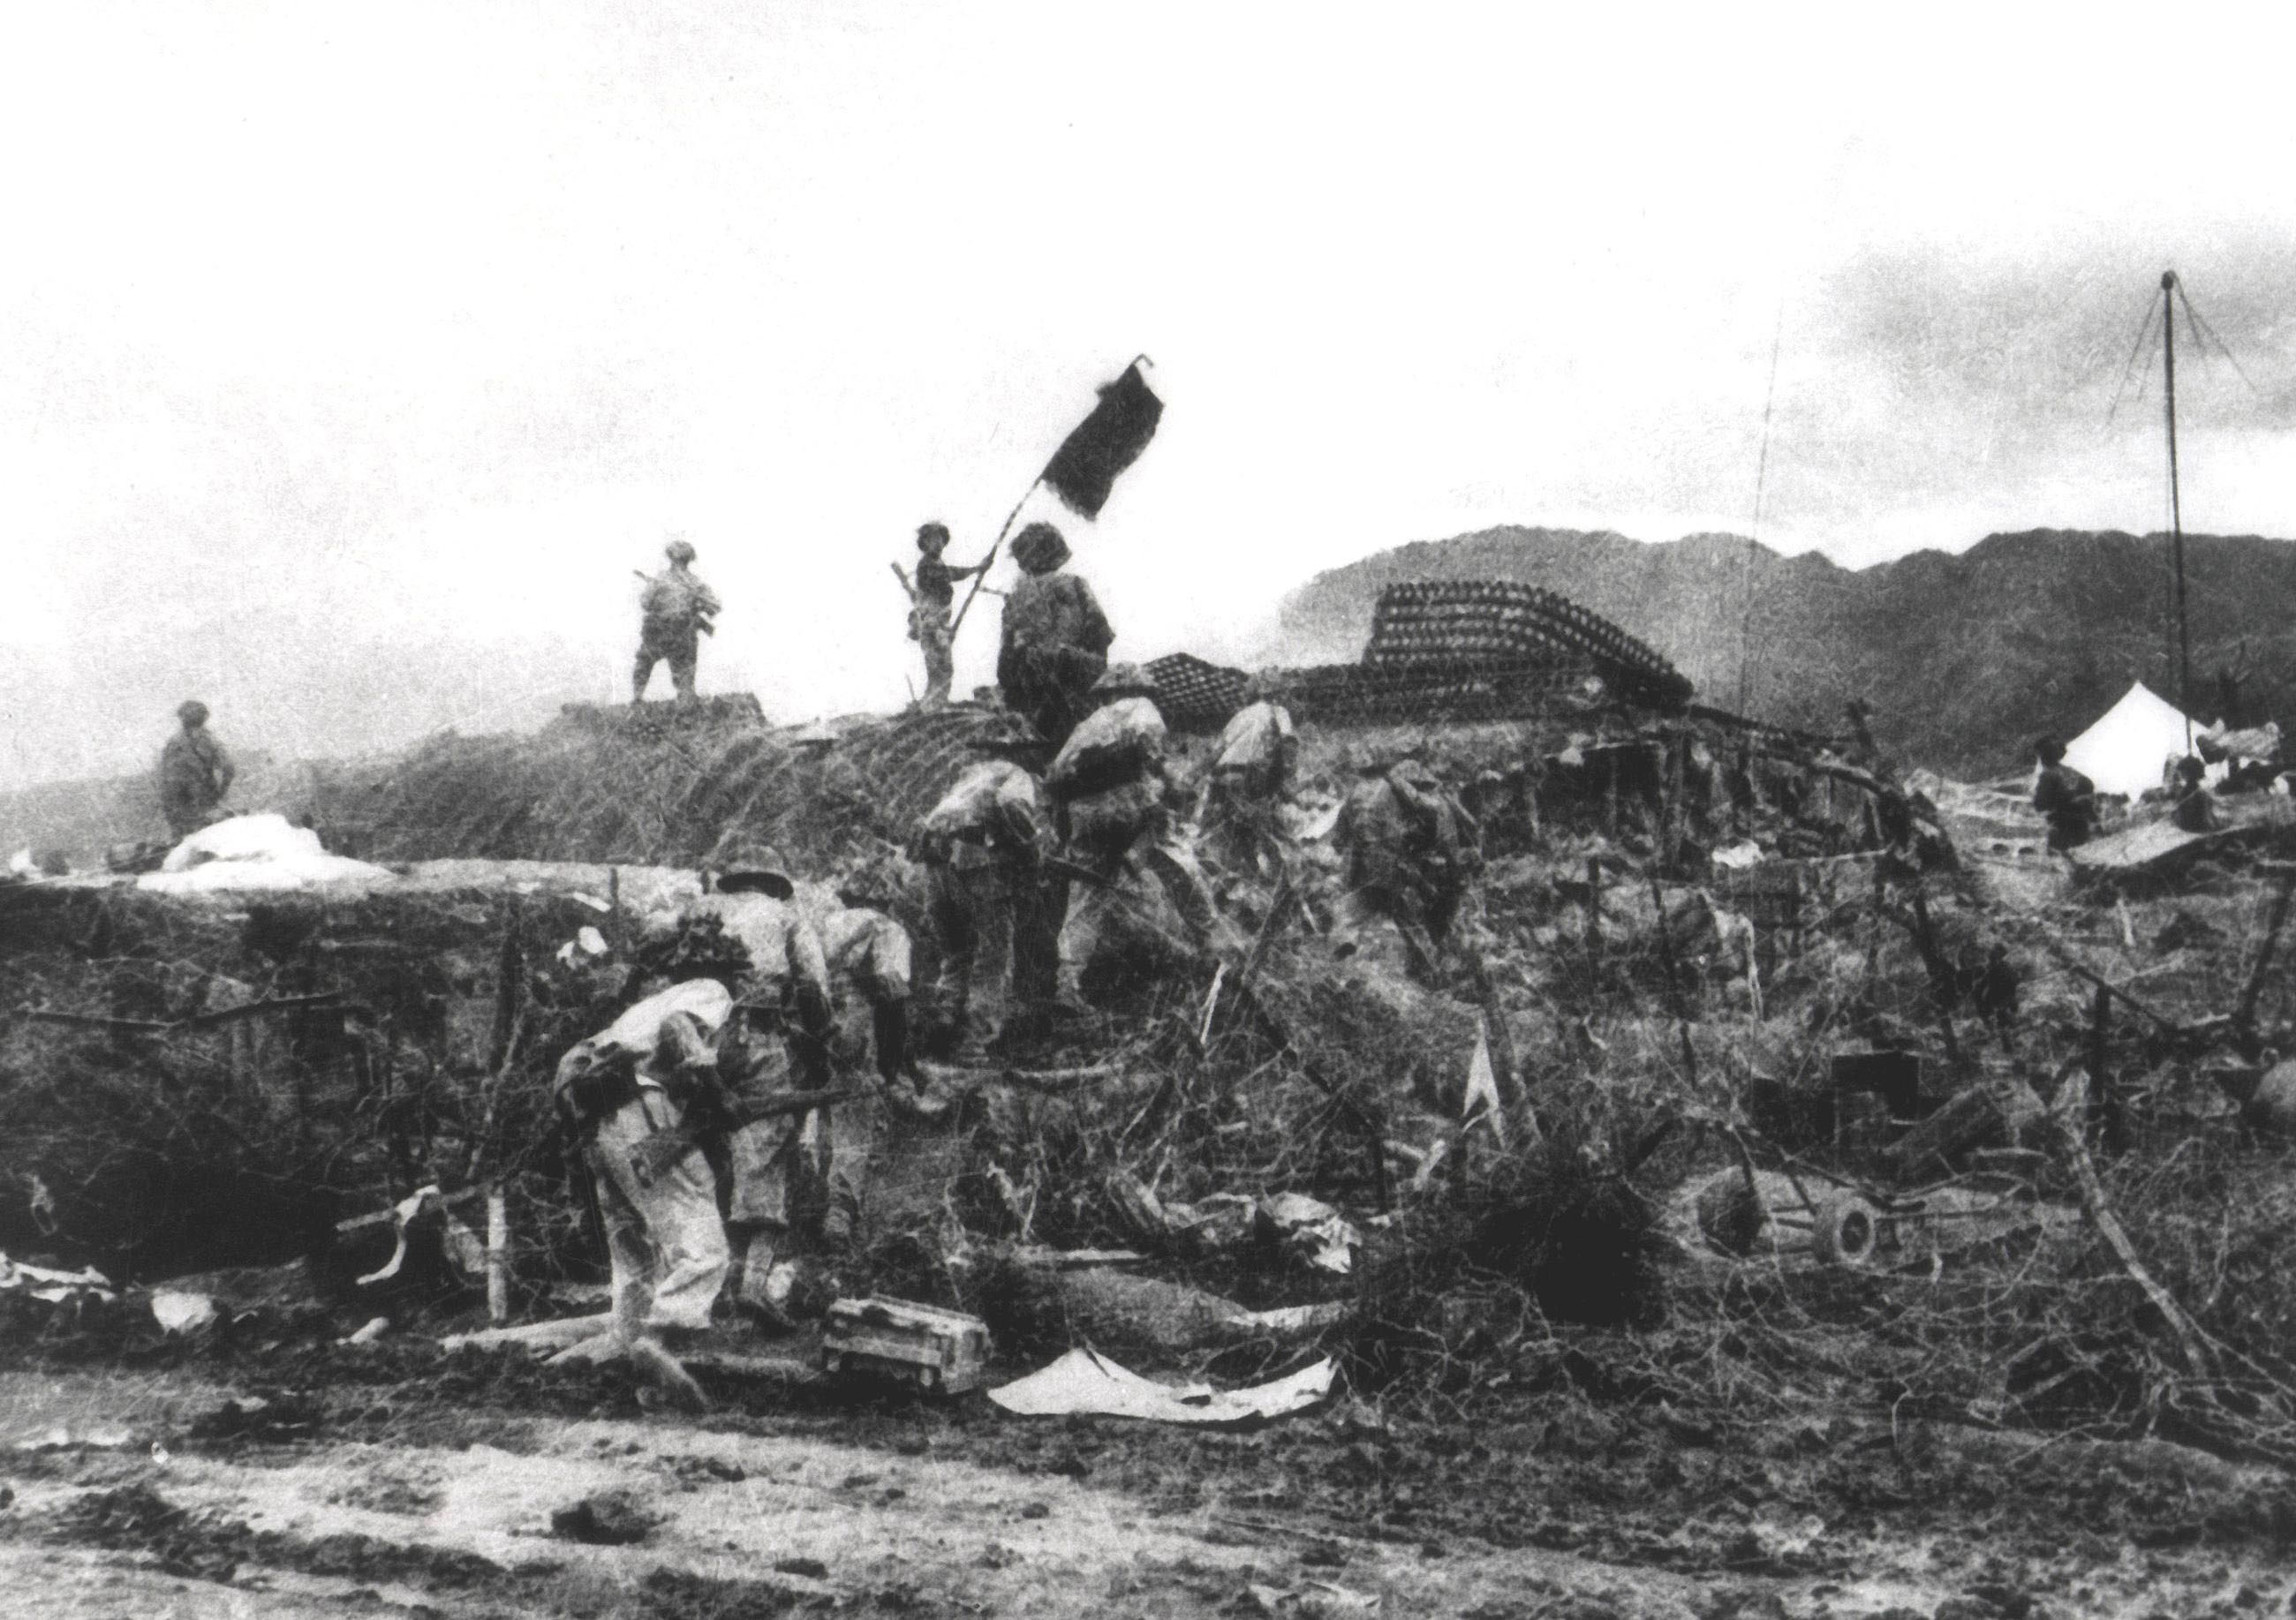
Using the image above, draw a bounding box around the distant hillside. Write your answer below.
[1273,527,2296,776]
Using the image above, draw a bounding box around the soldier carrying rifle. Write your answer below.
[633,537,721,705]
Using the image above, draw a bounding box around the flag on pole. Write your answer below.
[1039,360,1163,519]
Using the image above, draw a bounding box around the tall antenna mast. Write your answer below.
[2162,269,2193,750]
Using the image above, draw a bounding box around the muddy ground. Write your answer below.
[2,1328,2292,1620]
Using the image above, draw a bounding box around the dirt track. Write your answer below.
[4,1360,2292,1619]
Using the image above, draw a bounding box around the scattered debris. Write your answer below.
[0,1254,115,1304]
[820,1296,992,1393]
[989,1346,1334,1425]
[149,1290,218,1335]
[549,1489,660,1546]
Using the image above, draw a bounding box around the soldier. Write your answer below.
[551,981,737,1338]
[907,522,989,706]
[1046,665,1229,1006]
[914,732,1052,1052]
[1200,674,1298,880]
[1331,750,1483,983]
[997,522,1113,746]
[633,537,721,705]
[2031,737,2096,854]
[680,841,839,1324]
[2170,754,2221,833]
[159,700,237,840]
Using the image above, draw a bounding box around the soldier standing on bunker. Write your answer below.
[2031,736,2096,854]
[1201,674,1298,880]
[1046,665,1230,1008]
[633,537,721,705]
[159,700,236,840]
[1332,750,1484,984]
[907,522,989,706]
[680,842,844,1327]
[914,730,1052,1052]
[997,522,1113,746]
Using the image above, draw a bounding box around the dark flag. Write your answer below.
[1039,361,1163,519]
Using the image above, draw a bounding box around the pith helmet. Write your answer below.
[713,838,796,899]
[177,700,211,727]
[1010,523,1070,575]
[1091,663,1159,701]
[664,537,698,565]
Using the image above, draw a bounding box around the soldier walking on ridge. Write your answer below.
[634,537,721,705]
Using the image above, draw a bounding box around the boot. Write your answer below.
[734,1229,797,1330]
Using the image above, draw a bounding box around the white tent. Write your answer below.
[2062,682,2215,800]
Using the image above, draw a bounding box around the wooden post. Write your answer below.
[1662,735,1688,870]
[2236,863,2296,1057]
[487,1187,511,1326]
[1907,889,1964,1069]
[1585,855,1605,976]
[2088,981,2125,1157]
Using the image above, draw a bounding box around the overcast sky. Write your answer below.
[4,2,2293,789]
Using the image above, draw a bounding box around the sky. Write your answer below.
[3,2,2294,789]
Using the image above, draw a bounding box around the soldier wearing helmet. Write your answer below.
[906,521,990,706]
[997,522,1113,746]
[1200,671,1298,880]
[159,700,237,840]
[912,724,1054,1052]
[1044,665,1232,1007]
[678,840,839,1326]
[1331,749,1484,984]
[633,537,721,705]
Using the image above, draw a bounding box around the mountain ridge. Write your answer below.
[1271,525,2296,775]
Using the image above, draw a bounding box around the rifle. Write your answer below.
[625,1087,866,1185]
[633,569,716,637]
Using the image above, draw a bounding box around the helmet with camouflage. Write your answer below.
[1390,754,1442,790]
[664,536,698,565]
[177,699,211,727]
[1010,522,1070,576]
[1090,663,1160,703]
[711,837,796,899]
[916,521,951,554]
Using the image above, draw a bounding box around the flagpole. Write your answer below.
[949,475,1043,641]
[2162,270,2192,753]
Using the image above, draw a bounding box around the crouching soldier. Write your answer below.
[1201,674,1298,880]
[2031,737,2096,854]
[914,732,1051,1052]
[1047,665,1230,1006]
[552,980,739,1340]
[1332,751,1483,984]
[682,841,844,1325]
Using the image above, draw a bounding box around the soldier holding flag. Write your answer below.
[946,358,1165,736]
[905,522,989,705]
